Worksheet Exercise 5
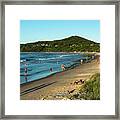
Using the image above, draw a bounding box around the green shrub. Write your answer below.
[69,73,100,100]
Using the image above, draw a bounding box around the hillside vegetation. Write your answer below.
[20,36,100,52]
[68,73,100,100]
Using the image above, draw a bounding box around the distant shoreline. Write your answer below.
[20,51,99,54]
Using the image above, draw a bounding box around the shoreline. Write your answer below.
[21,58,85,85]
[21,51,99,54]
[20,62,83,92]
[21,68,71,86]
[20,52,96,85]
[20,55,100,100]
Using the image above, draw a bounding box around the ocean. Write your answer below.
[20,52,88,84]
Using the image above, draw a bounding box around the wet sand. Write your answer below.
[20,56,100,100]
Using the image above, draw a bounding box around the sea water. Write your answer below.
[20,52,87,84]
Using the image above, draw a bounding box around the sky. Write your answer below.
[20,20,100,44]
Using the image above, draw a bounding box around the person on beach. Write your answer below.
[96,55,100,64]
[61,64,65,71]
[50,68,53,72]
[80,59,83,64]
[24,63,28,82]
[92,55,95,60]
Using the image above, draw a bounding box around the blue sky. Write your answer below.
[20,20,100,44]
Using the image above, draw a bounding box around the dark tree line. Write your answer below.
[20,36,100,52]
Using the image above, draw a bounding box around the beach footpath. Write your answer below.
[20,55,100,100]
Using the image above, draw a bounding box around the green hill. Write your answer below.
[20,36,100,52]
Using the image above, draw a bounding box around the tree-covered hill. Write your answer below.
[20,36,100,52]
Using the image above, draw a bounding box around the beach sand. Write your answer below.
[20,56,100,100]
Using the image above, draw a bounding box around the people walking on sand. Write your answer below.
[61,64,65,71]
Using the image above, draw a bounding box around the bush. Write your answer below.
[69,73,100,100]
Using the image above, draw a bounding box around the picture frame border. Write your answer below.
[0,0,119,119]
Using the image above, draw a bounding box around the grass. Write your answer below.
[68,73,100,100]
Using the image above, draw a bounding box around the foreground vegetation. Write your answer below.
[20,36,100,52]
[68,73,100,100]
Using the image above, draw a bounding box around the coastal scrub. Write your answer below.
[68,73,100,100]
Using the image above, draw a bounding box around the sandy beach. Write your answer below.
[20,55,100,100]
